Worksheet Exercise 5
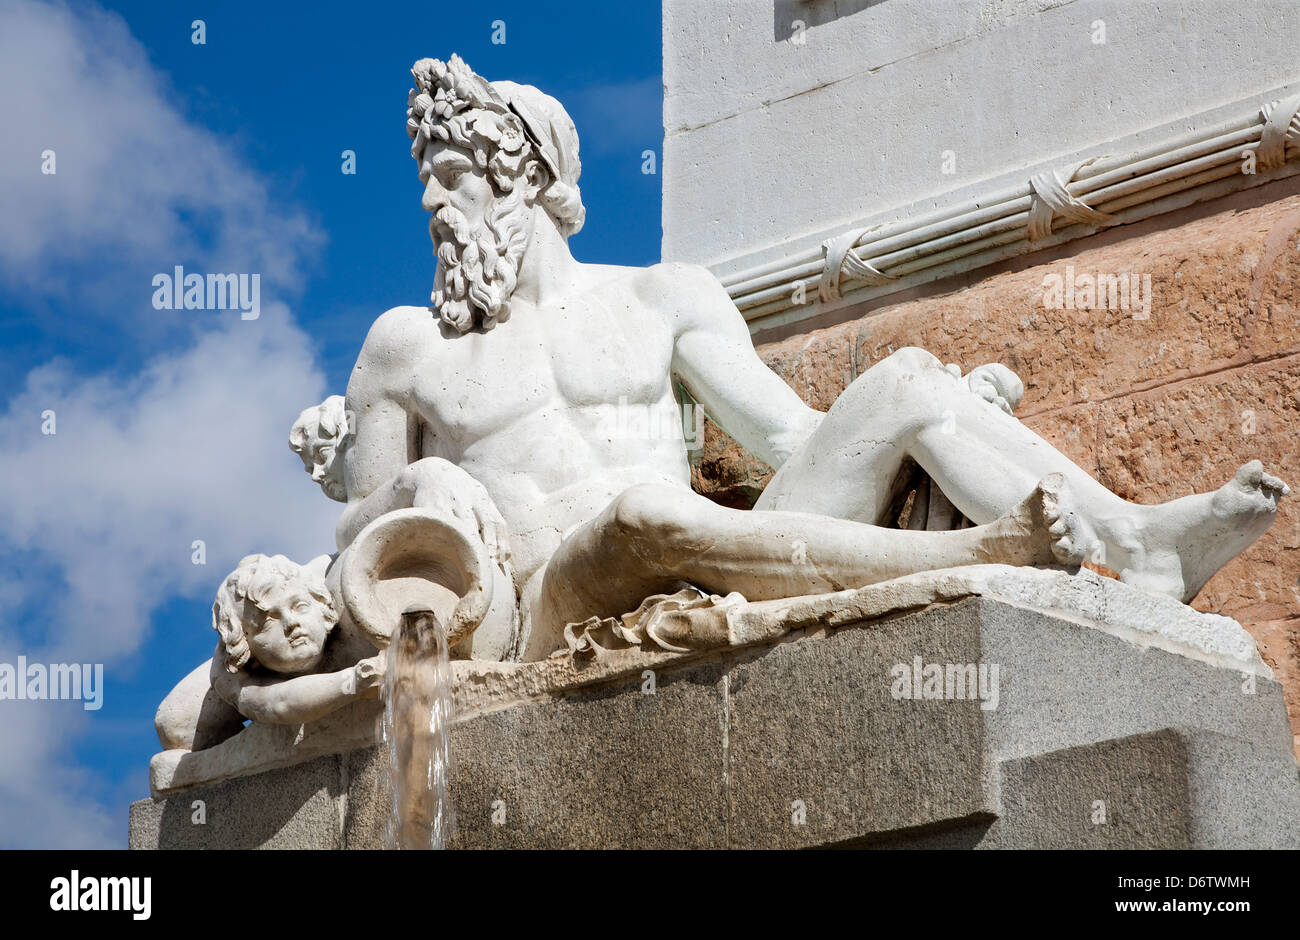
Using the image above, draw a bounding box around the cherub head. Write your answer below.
[212,554,340,675]
[289,395,349,502]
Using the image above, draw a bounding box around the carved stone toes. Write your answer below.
[1235,459,1290,499]
[1263,473,1291,497]
[1035,474,1085,569]
[1219,461,1289,521]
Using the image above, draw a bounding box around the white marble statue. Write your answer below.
[151,52,1291,768]
[330,53,1288,661]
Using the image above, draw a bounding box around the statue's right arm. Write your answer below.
[212,661,381,726]
[336,308,422,550]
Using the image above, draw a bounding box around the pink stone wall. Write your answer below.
[694,190,1300,756]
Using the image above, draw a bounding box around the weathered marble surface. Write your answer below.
[662,0,1300,274]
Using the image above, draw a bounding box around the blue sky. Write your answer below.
[0,0,663,848]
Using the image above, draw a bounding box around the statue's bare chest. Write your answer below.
[414,292,676,452]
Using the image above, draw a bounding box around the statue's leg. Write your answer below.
[758,346,1288,601]
[527,477,1082,653]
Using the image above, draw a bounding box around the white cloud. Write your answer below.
[0,306,338,848]
[0,0,341,847]
[0,0,318,296]
[0,704,119,849]
[0,306,339,664]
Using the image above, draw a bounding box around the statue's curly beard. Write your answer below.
[430,187,532,334]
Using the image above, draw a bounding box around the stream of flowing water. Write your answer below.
[381,608,456,849]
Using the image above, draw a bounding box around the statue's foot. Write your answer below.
[1119,460,1289,603]
[988,473,1093,569]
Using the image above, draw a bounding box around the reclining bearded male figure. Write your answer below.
[337,54,1289,662]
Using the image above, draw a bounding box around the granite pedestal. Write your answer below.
[129,596,1300,849]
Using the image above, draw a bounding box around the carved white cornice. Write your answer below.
[722,88,1300,334]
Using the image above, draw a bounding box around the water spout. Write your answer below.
[382,606,456,849]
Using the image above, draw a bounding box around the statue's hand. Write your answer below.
[963,363,1024,415]
[399,458,512,574]
[352,652,386,696]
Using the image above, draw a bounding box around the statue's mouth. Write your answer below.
[428,215,452,244]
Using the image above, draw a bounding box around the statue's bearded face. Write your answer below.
[405,57,585,331]
[420,139,533,333]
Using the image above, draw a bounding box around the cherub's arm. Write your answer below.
[210,656,383,726]
[662,263,825,469]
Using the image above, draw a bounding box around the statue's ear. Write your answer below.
[523,157,551,204]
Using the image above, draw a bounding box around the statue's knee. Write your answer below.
[609,484,698,548]
[153,660,214,750]
[879,346,943,376]
[155,671,243,751]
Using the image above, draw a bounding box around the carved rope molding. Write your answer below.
[818,225,897,302]
[723,90,1300,333]
[1026,158,1113,242]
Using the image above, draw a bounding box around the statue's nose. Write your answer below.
[422,176,447,213]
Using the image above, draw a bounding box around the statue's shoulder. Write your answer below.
[631,262,740,336]
[357,305,438,362]
[636,260,721,292]
[348,306,440,398]
[630,261,729,310]
[572,261,725,313]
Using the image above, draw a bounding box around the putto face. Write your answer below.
[289,396,348,503]
[298,427,346,502]
[245,582,333,675]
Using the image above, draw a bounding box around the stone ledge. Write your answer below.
[130,596,1300,849]
[147,565,1269,797]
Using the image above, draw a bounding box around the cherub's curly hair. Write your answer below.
[288,395,347,456]
[212,554,339,673]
